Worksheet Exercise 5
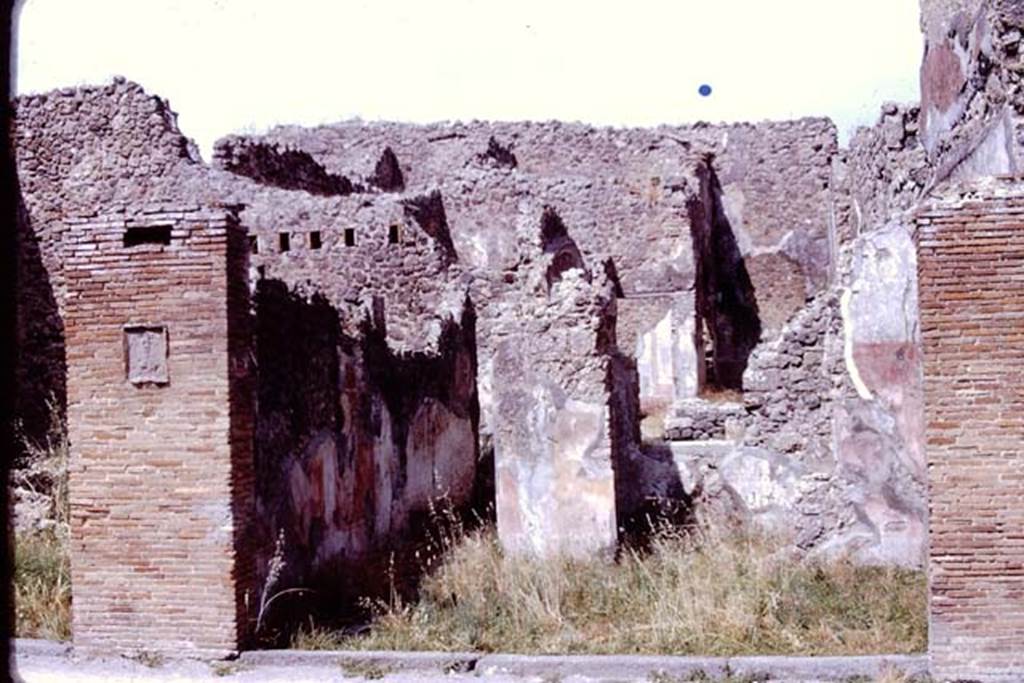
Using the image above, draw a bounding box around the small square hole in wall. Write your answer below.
[124,325,169,386]
[309,231,322,249]
[344,228,356,247]
[123,224,172,248]
[279,233,291,252]
[388,224,401,245]
[249,235,260,255]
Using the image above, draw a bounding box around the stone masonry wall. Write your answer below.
[837,104,928,243]
[14,78,205,443]
[232,118,838,331]
[240,187,462,354]
[62,205,255,656]
[491,213,634,559]
[918,0,1024,184]
[742,294,836,461]
[916,180,1024,682]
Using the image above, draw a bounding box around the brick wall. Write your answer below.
[63,205,255,656]
[916,181,1024,682]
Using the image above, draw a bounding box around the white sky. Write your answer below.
[15,0,923,160]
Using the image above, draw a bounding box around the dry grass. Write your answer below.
[294,526,927,657]
[14,530,72,641]
[14,401,72,641]
[15,399,71,533]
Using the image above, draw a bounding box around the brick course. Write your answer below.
[63,205,255,656]
[916,181,1024,682]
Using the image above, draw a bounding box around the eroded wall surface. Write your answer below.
[490,214,636,558]
[251,282,480,597]
[918,0,1024,179]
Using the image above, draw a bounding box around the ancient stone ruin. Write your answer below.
[10,0,1024,680]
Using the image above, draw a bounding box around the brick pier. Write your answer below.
[63,205,255,656]
[916,181,1024,682]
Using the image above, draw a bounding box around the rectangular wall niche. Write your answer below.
[124,325,169,385]
[123,224,172,247]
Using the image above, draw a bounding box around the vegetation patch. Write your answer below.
[338,660,391,680]
[14,529,71,641]
[14,403,71,641]
[294,526,927,657]
[128,650,167,668]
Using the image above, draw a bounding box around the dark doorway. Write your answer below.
[689,163,761,393]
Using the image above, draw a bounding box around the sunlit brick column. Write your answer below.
[63,204,255,656]
[916,180,1024,682]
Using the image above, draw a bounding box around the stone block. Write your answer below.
[124,325,168,385]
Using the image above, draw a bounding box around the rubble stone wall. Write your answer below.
[491,214,635,558]
[239,186,461,353]
[233,118,837,325]
[837,104,928,242]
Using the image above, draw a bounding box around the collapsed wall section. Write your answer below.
[62,205,255,656]
[916,180,1024,682]
[213,137,356,196]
